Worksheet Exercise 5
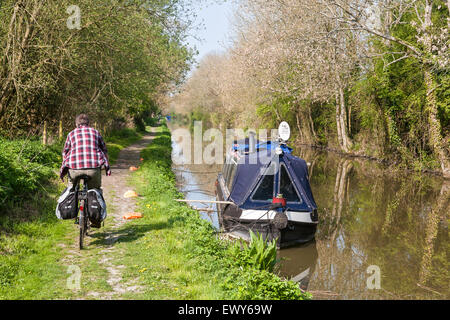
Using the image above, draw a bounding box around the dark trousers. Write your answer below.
[67,168,102,190]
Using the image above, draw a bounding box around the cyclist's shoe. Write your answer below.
[89,221,102,229]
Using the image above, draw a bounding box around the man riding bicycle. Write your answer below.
[59,114,111,228]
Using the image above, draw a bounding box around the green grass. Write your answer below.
[0,181,72,299]
[0,180,121,299]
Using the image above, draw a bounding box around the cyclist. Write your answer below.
[59,114,111,228]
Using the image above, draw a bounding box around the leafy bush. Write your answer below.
[0,138,61,168]
[228,231,278,272]
[222,268,312,300]
[144,117,160,127]
[182,212,309,299]
[105,128,143,164]
[0,139,61,208]
[0,127,143,208]
[106,128,142,144]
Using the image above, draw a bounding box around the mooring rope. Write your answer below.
[219,203,280,237]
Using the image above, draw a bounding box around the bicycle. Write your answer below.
[74,175,91,250]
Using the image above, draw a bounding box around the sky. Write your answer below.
[187,1,235,67]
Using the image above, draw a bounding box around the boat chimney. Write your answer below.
[272,193,286,209]
[249,131,256,153]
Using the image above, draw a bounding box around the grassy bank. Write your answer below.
[0,127,143,299]
[123,125,311,299]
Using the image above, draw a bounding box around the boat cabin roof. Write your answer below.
[221,141,317,212]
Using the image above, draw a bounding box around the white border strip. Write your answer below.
[239,209,316,224]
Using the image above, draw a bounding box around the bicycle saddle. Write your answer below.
[74,174,91,186]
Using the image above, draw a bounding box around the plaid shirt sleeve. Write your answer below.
[98,133,110,169]
[62,133,71,158]
[98,134,108,157]
[59,132,73,179]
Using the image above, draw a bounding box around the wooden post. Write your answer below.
[59,119,63,140]
[43,121,47,145]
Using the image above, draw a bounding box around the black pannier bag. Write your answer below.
[87,189,107,223]
[55,187,78,220]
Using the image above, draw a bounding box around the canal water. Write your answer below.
[169,125,449,300]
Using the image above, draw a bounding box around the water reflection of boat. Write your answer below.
[215,134,319,249]
[278,240,318,291]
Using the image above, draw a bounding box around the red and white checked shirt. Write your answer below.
[60,125,110,179]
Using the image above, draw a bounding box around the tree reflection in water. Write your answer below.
[279,147,448,300]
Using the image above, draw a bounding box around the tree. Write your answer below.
[0,0,194,136]
[229,0,364,150]
[321,0,449,175]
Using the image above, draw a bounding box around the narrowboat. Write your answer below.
[215,124,318,248]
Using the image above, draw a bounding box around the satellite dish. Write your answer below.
[278,121,291,142]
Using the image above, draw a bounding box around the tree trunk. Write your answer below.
[347,103,351,135]
[307,106,317,141]
[300,112,313,144]
[424,67,450,178]
[0,1,42,124]
[335,92,344,150]
[296,112,304,143]
[339,86,352,152]
[383,0,392,46]
[421,2,450,178]
[335,86,352,153]
[0,2,21,119]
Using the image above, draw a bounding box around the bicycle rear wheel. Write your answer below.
[79,201,86,250]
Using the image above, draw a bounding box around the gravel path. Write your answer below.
[78,128,156,299]
[103,129,156,237]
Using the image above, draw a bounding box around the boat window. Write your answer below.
[226,162,237,191]
[251,171,274,202]
[222,162,230,180]
[223,154,234,181]
[279,164,302,203]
